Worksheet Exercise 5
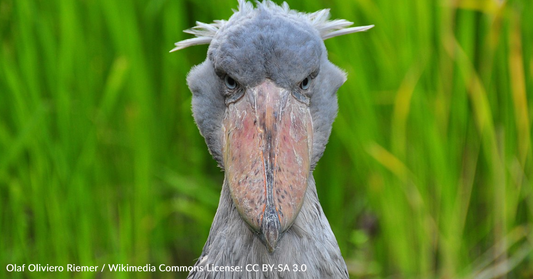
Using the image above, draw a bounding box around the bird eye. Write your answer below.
[224,75,237,90]
[300,77,310,90]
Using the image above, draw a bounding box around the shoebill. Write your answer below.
[171,1,372,278]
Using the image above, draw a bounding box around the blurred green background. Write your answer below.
[1,0,532,278]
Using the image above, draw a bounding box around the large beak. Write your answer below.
[222,79,313,252]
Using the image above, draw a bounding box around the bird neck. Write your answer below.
[188,175,349,279]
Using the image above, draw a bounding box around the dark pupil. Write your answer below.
[226,76,235,88]
[302,78,309,88]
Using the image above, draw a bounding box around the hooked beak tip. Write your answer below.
[262,207,282,252]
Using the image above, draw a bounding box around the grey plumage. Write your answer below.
[188,177,348,279]
[172,1,372,278]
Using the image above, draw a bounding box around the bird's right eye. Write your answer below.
[224,75,237,90]
[223,75,244,105]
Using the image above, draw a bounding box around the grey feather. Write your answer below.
[321,24,374,40]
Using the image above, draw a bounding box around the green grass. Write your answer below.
[1,0,532,278]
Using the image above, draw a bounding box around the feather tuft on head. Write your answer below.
[170,0,373,52]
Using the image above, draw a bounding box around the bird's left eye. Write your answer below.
[299,77,310,90]
[225,75,238,90]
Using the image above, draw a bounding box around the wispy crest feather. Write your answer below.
[170,0,373,52]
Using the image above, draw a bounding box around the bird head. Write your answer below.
[171,0,372,252]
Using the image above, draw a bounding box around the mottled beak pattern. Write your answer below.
[222,80,313,252]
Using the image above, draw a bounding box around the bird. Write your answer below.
[171,1,372,278]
